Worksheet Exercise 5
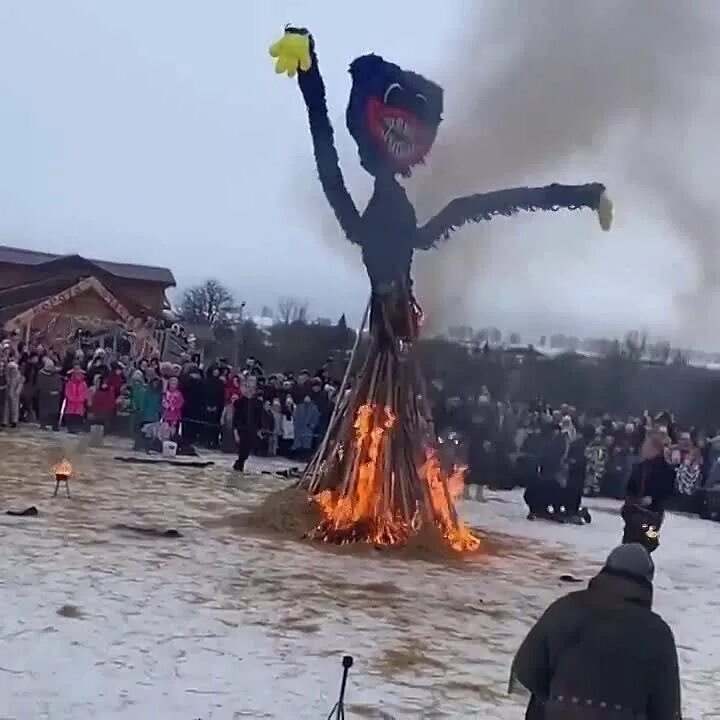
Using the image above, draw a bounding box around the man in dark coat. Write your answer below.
[511,544,681,720]
[524,423,567,521]
[622,433,676,552]
[563,426,594,523]
[232,384,262,472]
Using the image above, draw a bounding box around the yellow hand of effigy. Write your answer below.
[269,27,312,78]
[597,190,614,231]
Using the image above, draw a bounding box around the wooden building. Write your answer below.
[0,245,175,354]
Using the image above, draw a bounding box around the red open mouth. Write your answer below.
[366,96,433,170]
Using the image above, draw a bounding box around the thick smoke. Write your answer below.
[410,0,719,336]
[299,1,720,341]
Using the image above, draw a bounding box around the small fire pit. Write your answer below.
[52,458,73,498]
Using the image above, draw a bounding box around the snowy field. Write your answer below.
[1,430,719,719]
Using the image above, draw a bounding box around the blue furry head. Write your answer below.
[346,54,443,178]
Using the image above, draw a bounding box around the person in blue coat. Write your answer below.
[293,394,320,460]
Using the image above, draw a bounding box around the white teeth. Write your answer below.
[380,116,419,159]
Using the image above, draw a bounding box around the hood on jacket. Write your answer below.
[588,568,653,609]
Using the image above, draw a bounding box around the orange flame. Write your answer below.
[420,450,480,552]
[52,458,73,477]
[311,404,480,552]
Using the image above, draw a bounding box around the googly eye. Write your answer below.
[383,83,403,104]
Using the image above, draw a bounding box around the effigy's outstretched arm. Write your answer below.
[416,182,612,250]
[270,28,360,243]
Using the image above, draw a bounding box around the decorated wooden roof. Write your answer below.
[0,245,175,286]
[0,275,150,328]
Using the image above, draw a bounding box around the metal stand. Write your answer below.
[326,655,353,720]
[53,473,71,498]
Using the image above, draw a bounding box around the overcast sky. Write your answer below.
[0,2,718,345]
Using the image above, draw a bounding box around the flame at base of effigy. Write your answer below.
[299,289,481,553]
[303,400,480,553]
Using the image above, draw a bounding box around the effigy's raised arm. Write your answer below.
[416,182,612,250]
[270,27,361,243]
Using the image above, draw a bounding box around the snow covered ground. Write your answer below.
[1,429,719,719]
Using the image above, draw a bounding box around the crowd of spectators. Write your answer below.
[436,388,720,523]
[0,337,339,466]
[4,335,720,519]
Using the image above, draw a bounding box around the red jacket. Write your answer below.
[106,372,124,398]
[90,387,116,415]
[224,377,241,405]
[64,376,88,416]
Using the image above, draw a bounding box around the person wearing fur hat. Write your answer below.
[510,544,680,720]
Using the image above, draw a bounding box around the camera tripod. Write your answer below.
[326,655,353,720]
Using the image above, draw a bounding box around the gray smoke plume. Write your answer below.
[411,0,719,335]
[299,1,720,341]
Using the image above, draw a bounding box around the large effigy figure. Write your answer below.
[268,27,613,550]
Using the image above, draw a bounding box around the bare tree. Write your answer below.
[622,330,647,362]
[277,297,309,325]
[181,280,235,327]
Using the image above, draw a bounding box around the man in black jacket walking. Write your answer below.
[511,543,681,720]
[232,384,262,472]
[622,433,676,552]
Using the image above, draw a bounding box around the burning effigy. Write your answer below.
[266,27,613,552]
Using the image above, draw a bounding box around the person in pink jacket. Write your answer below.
[162,376,184,437]
[64,365,88,433]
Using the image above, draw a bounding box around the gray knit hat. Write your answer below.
[603,543,655,583]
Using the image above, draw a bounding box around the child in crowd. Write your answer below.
[162,376,185,438]
[64,365,88,433]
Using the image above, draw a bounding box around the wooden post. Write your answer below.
[298,289,477,549]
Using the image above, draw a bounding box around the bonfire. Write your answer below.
[299,299,480,553]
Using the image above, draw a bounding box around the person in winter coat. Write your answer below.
[0,360,7,428]
[584,431,607,497]
[3,361,23,427]
[269,397,283,457]
[525,423,567,521]
[179,365,205,445]
[309,378,331,448]
[114,385,133,437]
[292,394,320,460]
[563,425,594,524]
[106,363,125,399]
[86,348,109,388]
[280,396,296,457]
[88,376,116,428]
[36,357,63,430]
[162,376,184,437]
[20,351,40,421]
[203,367,225,449]
[129,371,148,449]
[232,384,262,472]
[622,433,676,552]
[258,400,275,456]
[672,445,702,513]
[224,374,242,407]
[63,366,88,433]
[142,367,164,425]
[510,543,681,720]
